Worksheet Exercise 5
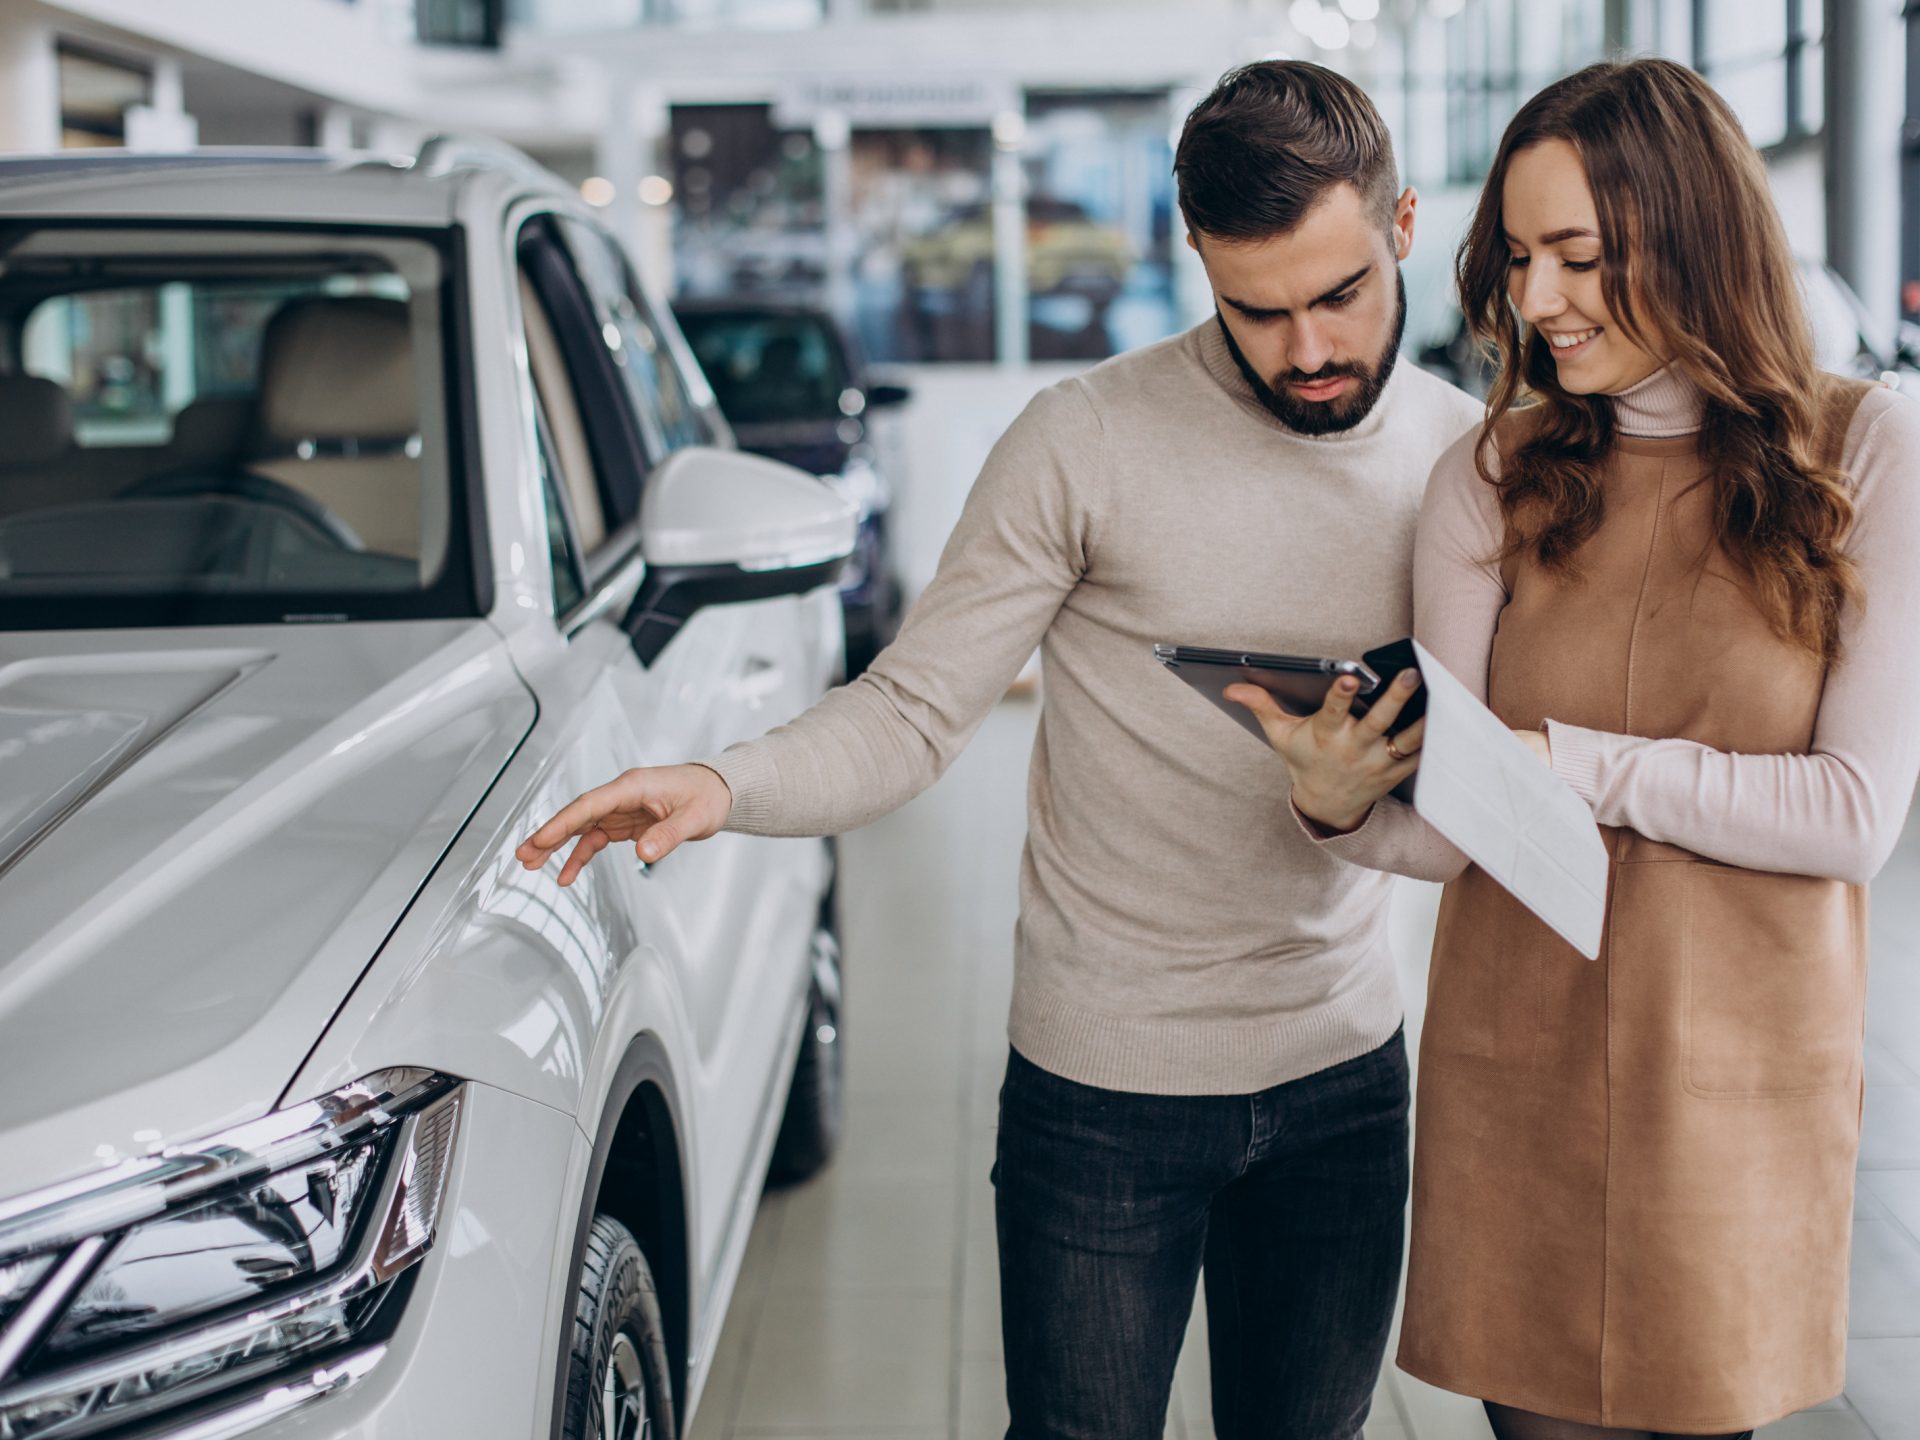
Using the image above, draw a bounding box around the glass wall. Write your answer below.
[666,92,1187,365]
[1021,91,1180,361]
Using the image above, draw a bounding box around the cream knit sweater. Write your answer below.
[706,319,1481,1094]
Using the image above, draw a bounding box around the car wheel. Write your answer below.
[767,923,844,1185]
[562,1215,676,1440]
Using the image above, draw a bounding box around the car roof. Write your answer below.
[0,148,507,227]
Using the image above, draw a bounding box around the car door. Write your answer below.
[513,213,834,1295]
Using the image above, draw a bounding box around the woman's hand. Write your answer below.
[1225,669,1425,835]
[1513,728,1551,766]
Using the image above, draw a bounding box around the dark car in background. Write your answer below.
[674,298,911,676]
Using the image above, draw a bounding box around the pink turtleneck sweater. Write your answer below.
[1310,367,1920,886]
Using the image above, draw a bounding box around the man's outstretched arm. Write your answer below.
[518,380,1104,883]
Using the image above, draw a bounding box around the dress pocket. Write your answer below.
[1683,865,1865,1097]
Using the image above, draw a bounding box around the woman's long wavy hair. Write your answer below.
[1458,59,1859,660]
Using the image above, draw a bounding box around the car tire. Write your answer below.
[561,1214,676,1440]
[766,923,844,1186]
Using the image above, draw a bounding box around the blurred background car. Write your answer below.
[897,196,1134,360]
[675,296,912,676]
[901,197,1131,306]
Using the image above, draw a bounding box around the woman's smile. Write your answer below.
[1544,325,1601,359]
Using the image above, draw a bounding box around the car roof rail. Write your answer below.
[411,133,561,190]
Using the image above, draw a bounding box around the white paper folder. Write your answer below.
[1410,640,1611,959]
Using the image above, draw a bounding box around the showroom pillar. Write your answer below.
[125,55,198,413]
[125,54,198,153]
[991,109,1029,367]
[817,110,857,334]
[1825,0,1906,336]
[600,80,673,293]
[0,10,59,154]
[318,105,356,152]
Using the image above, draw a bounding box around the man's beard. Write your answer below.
[1218,269,1408,436]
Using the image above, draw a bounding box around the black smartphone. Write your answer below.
[1153,637,1426,747]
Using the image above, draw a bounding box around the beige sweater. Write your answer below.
[706,320,1481,1094]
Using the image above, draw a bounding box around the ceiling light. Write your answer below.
[638,174,674,205]
[1314,11,1351,47]
[1340,0,1379,18]
[579,175,614,207]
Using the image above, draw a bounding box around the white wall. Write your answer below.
[0,7,61,154]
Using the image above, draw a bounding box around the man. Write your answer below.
[520,61,1481,1440]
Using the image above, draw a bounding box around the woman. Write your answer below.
[1230,59,1920,1440]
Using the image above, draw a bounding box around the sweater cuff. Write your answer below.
[1545,719,1605,803]
[1290,796,1381,858]
[699,743,780,834]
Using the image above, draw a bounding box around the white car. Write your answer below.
[0,141,856,1440]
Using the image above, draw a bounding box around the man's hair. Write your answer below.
[1175,61,1400,243]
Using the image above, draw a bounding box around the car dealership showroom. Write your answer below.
[4,1,1920,1438]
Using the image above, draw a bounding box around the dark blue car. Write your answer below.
[674,298,911,677]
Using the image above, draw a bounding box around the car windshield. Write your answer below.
[0,224,476,630]
[677,309,852,427]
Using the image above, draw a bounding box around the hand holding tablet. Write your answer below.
[1153,636,1608,958]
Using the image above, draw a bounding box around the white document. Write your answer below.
[1410,640,1610,959]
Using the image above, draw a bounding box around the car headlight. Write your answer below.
[0,1068,463,1439]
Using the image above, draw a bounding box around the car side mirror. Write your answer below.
[624,447,857,667]
[865,381,912,410]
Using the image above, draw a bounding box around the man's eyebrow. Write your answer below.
[1220,263,1374,319]
[1504,227,1599,245]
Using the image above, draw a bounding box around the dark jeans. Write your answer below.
[993,1030,1411,1440]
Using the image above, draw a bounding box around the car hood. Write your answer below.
[0,620,534,1202]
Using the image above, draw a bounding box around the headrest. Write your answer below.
[0,375,74,467]
[256,297,417,448]
[167,394,255,461]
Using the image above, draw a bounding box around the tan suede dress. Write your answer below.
[1394,377,1876,1433]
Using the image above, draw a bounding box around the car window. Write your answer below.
[517,267,608,552]
[0,224,476,630]
[552,217,714,461]
[534,407,587,617]
[676,310,853,427]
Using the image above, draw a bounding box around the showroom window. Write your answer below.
[666,95,1191,366]
[1694,0,1823,149]
[55,43,149,150]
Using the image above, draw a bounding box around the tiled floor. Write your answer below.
[683,689,1920,1440]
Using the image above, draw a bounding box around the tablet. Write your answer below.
[1153,637,1425,748]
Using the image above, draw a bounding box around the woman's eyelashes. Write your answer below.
[1505,253,1600,273]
